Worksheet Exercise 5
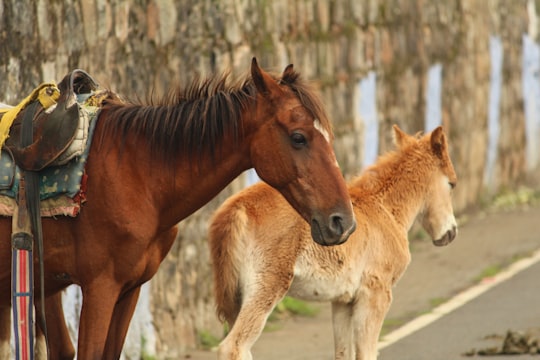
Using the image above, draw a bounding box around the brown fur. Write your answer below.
[209,125,458,360]
[0,59,355,359]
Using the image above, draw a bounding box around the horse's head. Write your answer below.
[247,58,356,246]
[395,125,457,246]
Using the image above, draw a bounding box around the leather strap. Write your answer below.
[18,101,49,358]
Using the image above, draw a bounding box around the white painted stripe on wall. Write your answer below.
[523,33,540,171]
[357,71,378,168]
[485,35,503,187]
[424,63,442,132]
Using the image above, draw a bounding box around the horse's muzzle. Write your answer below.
[311,213,356,246]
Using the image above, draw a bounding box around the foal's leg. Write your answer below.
[352,281,392,360]
[0,306,10,359]
[35,292,76,360]
[35,329,48,360]
[331,301,355,360]
[218,282,291,360]
[103,285,142,358]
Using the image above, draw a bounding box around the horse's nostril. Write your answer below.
[330,214,344,236]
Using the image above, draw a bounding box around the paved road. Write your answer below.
[379,258,540,360]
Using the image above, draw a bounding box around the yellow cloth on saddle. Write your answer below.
[0,82,60,150]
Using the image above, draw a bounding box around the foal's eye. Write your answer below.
[290,132,307,149]
[449,181,456,189]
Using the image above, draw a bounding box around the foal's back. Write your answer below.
[209,182,309,323]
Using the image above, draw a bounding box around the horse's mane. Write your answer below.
[98,68,332,162]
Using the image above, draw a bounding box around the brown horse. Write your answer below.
[0,58,356,359]
[209,125,458,360]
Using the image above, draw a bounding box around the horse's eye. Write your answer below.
[449,181,456,189]
[291,132,307,149]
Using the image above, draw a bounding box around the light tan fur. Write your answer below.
[209,125,458,360]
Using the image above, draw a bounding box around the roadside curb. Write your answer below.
[378,246,540,350]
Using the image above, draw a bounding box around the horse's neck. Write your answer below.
[158,145,251,228]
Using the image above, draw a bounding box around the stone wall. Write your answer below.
[1,0,539,357]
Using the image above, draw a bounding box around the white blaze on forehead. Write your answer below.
[313,118,340,168]
[314,118,331,142]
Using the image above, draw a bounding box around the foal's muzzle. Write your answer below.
[432,225,457,247]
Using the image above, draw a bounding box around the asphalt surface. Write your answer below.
[379,258,540,360]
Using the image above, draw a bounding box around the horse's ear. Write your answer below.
[283,63,294,75]
[251,57,282,98]
[392,124,410,148]
[282,63,294,79]
[430,126,446,157]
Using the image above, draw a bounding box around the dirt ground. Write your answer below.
[185,202,540,360]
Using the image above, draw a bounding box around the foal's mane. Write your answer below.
[349,132,430,194]
[98,68,332,162]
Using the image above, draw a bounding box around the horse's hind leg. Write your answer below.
[103,285,142,358]
[0,306,10,359]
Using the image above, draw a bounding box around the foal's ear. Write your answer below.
[392,124,410,148]
[251,57,282,99]
[430,126,446,157]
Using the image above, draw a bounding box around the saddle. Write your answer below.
[2,70,99,171]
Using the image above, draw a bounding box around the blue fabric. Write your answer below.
[0,106,99,201]
[0,149,15,189]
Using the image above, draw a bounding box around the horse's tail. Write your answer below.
[208,197,251,325]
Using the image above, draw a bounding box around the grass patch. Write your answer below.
[409,226,429,242]
[429,297,447,308]
[265,297,319,332]
[489,186,540,211]
[141,353,156,360]
[381,317,408,336]
[474,265,502,282]
[269,296,319,321]
[141,336,156,360]
[198,330,221,350]
[263,321,285,332]
[280,297,319,317]
[473,252,531,284]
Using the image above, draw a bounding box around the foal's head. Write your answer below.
[395,125,457,246]
[247,59,356,246]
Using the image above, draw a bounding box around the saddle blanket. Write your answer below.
[0,96,101,217]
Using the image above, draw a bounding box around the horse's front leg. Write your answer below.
[77,281,122,360]
[103,285,142,358]
[352,279,393,360]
